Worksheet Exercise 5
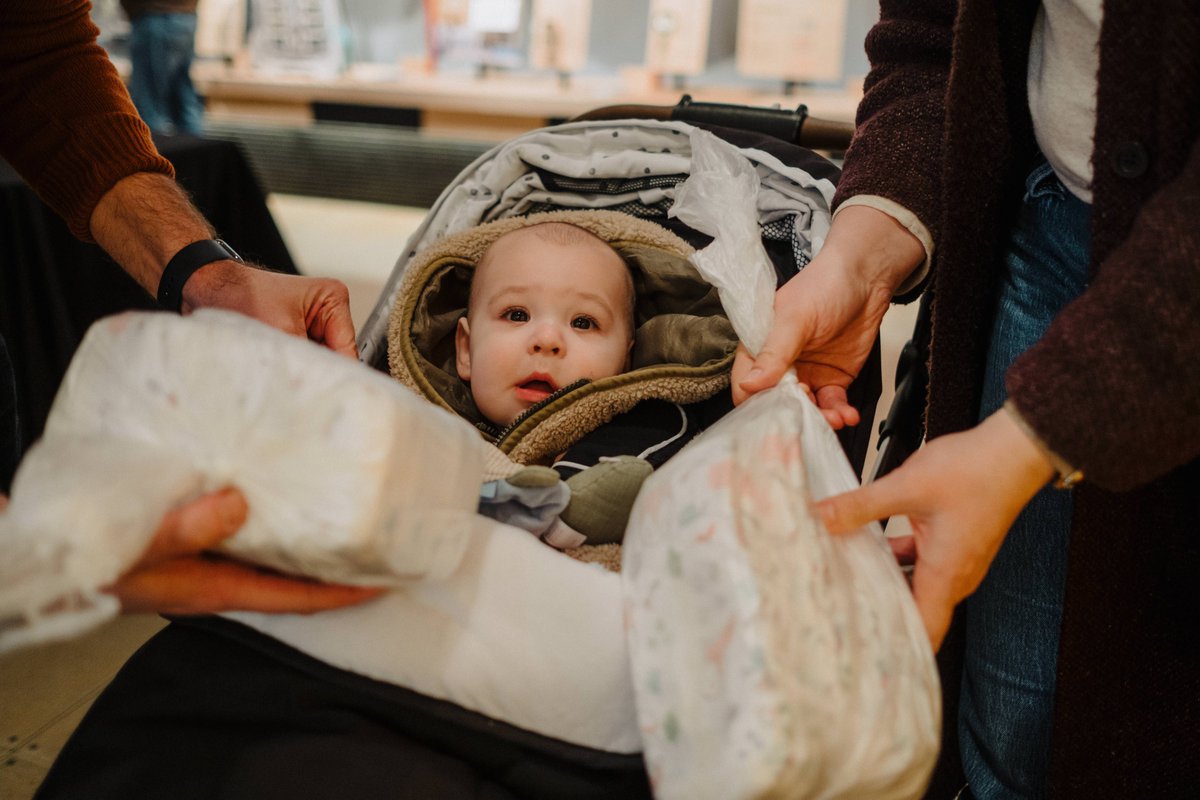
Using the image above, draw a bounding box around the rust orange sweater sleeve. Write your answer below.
[0,0,174,241]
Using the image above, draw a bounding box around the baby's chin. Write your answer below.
[487,402,533,429]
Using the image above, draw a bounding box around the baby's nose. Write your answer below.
[529,323,564,355]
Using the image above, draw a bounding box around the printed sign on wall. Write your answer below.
[644,0,712,76]
[248,0,344,78]
[736,0,848,83]
[528,0,593,73]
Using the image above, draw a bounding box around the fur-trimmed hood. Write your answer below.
[387,209,735,465]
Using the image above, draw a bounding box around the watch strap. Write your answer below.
[157,238,242,312]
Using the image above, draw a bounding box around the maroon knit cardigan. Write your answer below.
[0,0,173,241]
[835,1,1199,796]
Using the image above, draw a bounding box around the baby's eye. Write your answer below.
[503,308,529,322]
[571,316,597,330]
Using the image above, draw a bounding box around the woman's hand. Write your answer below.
[732,259,893,427]
[733,205,924,429]
[813,409,1056,650]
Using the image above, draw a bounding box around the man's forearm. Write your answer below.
[88,169,357,357]
[88,172,215,296]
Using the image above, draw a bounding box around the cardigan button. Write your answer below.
[1112,141,1149,178]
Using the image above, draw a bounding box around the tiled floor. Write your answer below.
[0,194,917,799]
[0,615,167,798]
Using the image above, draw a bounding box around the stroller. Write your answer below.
[35,102,935,800]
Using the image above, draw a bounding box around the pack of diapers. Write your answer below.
[0,310,485,652]
[622,373,940,799]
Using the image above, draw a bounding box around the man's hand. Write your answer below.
[182,262,357,358]
[90,172,358,358]
[110,487,382,616]
[733,206,924,428]
[813,409,1056,650]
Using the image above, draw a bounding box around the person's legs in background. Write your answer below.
[165,12,203,136]
[127,13,173,134]
[958,161,1091,800]
[126,13,203,136]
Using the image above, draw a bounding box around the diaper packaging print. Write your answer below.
[622,374,940,799]
[0,310,485,652]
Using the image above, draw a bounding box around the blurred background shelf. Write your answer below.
[193,62,862,140]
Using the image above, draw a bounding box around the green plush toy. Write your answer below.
[506,456,654,546]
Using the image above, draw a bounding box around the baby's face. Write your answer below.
[455,228,634,426]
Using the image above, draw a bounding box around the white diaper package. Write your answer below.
[619,130,940,799]
[622,374,941,799]
[0,310,485,652]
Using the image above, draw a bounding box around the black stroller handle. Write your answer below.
[571,95,855,151]
[867,291,932,487]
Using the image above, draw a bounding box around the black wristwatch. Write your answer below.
[157,238,243,312]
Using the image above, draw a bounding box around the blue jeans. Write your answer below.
[958,162,1091,799]
[127,13,204,136]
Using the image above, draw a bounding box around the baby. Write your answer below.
[388,210,737,548]
[455,221,636,428]
[454,222,653,547]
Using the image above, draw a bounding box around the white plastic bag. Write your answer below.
[0,310,485,652]
[669,129,777,354]
[622,130,940,799]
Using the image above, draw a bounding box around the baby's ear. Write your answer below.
[454,316,472,380]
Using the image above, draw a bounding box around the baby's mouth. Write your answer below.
[516,376,557,402]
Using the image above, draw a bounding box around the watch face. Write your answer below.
[214,239,243,262]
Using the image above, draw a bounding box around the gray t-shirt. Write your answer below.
[1027,0,1103,202]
